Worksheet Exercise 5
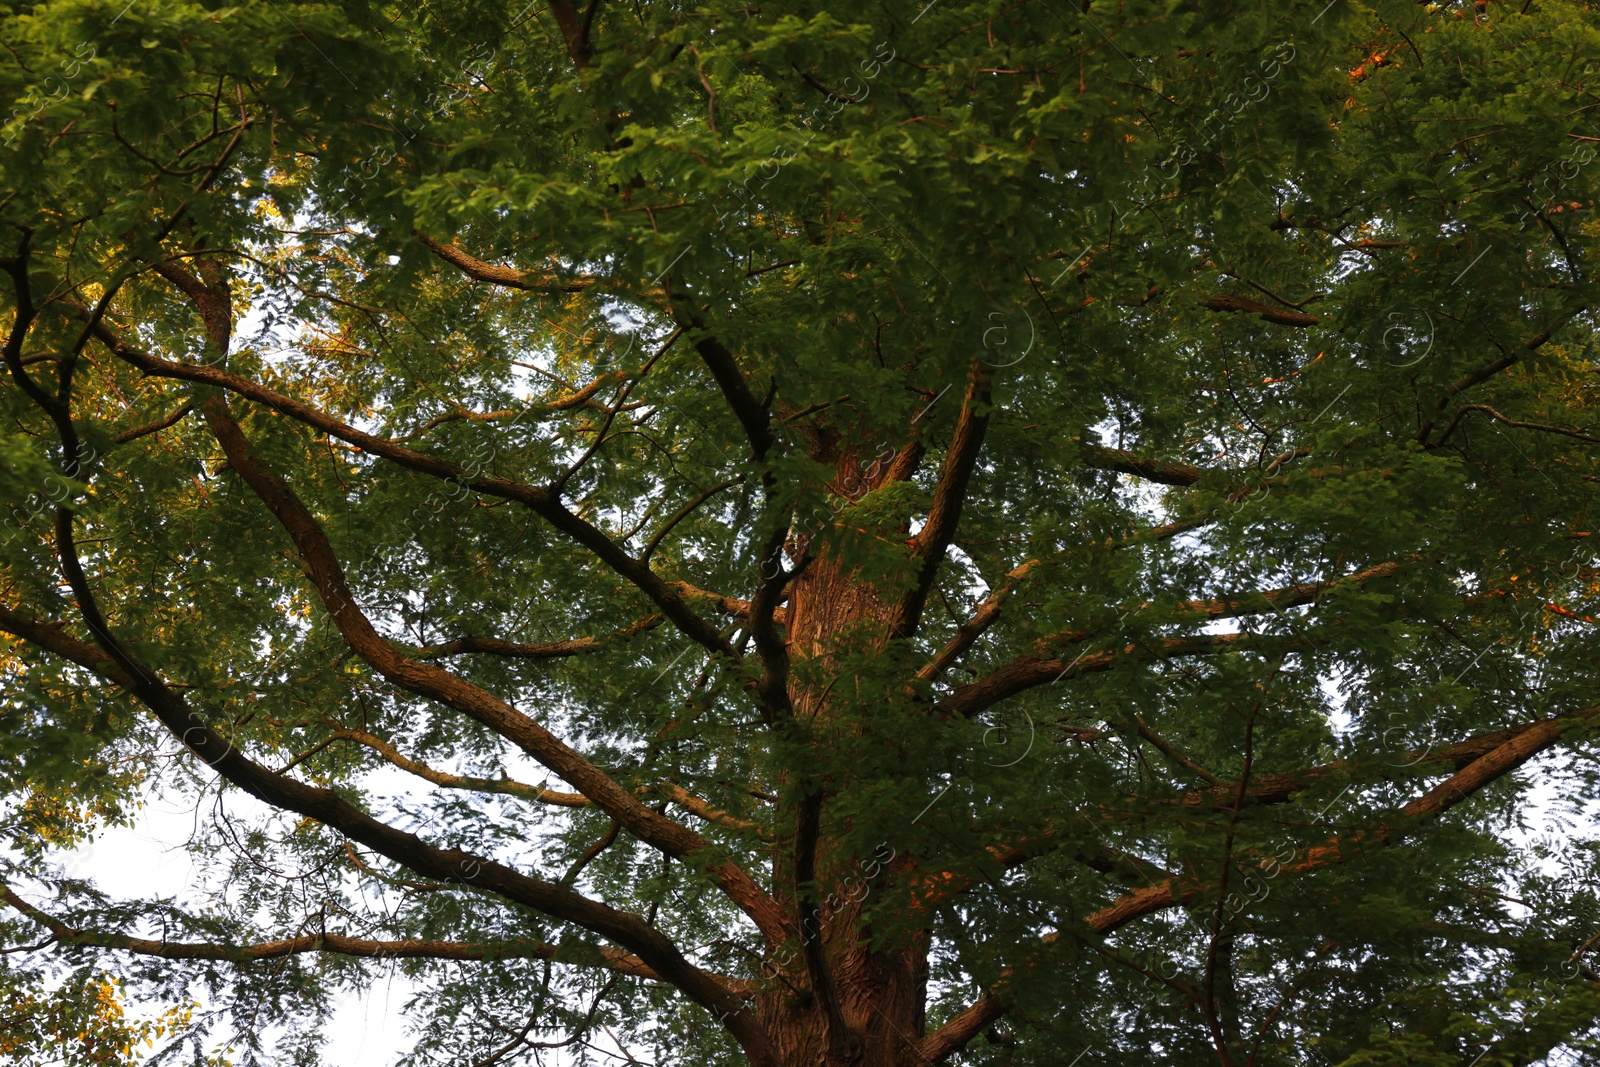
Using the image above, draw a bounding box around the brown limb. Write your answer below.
[1430,403,1600,449]
[418,232,595,292]
[669,581,787,625]
[1204,295,1321,328]
[76,312,736,659]
[416,614,663,660]
[664,289,775,461]
[919,703,1600,1061]
[937,564,1394,719]
[315,723,759,835]
[1133,715,1224,785]
[1081,444,1205,486]
[657,782,770,838]
[200,397,791,945]
[115,400,194,443]
[0,884,671,982]
[935,633,1308,721]
[891,359,994,638]
[313,722,590,807]
[917,559,1040,683]
[0,603,778,1064]
[545,0,593,67]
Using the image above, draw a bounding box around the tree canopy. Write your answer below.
[3,0,1600,1063]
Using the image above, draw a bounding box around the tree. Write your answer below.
[2,0,1600,1062]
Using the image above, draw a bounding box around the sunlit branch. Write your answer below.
[201,397,791,945]
[0,884,678,983]
[918,703,1600,1061]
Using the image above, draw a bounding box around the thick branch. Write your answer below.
[544,0,593,67]
[1081,445,1205,486]
[417,232,596,293]
[892,359,993,638]
[919,704,1600,1061]
[77,313,734,659]
[201,397,790,945]
[0,603,777,1063]
[0,885,669,982]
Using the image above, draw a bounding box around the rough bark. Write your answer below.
[756,451,931,1066]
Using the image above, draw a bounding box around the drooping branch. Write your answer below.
[0,885,673,983]
[408,373,631,430]
[200,397,792,945]
[642,479,742,562]
[1132,715,1224,785]
[792,787,853,1058]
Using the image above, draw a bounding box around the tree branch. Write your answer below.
[418,232,595,293]
[918,703,1600,1061]
[313,723,591,807]
[115,400,194,444]
[544,0,593,67]
[934,565,1394,719]
[917,559,1040,683]
[200,397,791,945]
[1204,294,1321,328]
[416,614,663,660]
[0,885,675,983]
[1081,444,1205,486]
[0,602,778,1064]
[934,634,1303,720]
[664,290,775,461]
[891,359,993,638]
[76,311,736,660]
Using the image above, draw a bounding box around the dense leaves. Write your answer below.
[2,0,1600,1064]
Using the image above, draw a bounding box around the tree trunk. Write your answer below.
[755,451,931,1065]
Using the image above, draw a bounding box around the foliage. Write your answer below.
[1,0,1600,1063]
